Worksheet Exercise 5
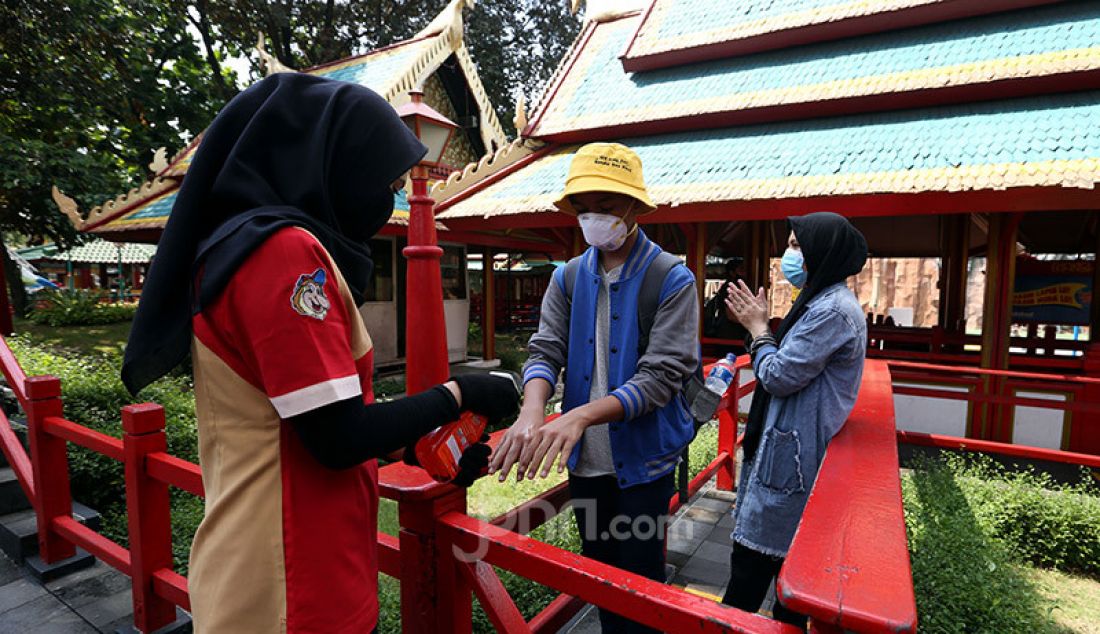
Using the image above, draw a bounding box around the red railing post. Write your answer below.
[716,371,739,491]
[122,403,177,632]
[398,484,473,633]
[25,375,74,562]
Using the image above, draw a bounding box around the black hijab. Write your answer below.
[741,212,868,462]
[122,73,427,395]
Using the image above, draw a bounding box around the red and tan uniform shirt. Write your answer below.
[189,227,379,633]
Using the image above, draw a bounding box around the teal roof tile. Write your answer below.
[534,2,1100,137]
[653,0,842,40]
[310,39,431,92]
[443,91,1100,219]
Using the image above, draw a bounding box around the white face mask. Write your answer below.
[578,212,634,251]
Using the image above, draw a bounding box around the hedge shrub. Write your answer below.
[902,454,1100,633]
[29,289,138,326]
[8,336,202,572]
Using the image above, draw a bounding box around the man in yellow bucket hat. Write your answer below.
[490,143,700,634]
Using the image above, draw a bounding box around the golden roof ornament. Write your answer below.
[255,32,295,76]
[52,186,84,230]
[415,0,475,44]
[571,0,646,22]
[513,93,527,135]
[148,147,168,174]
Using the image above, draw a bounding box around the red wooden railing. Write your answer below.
[888,360,1100,454]
[779,360,916,633]
[0,335,920,633]
[867,325,1089,371]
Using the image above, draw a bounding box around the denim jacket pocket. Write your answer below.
[756,428,806,494]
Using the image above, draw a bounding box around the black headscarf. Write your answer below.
[741,212,868,461]
[122,73,427,395]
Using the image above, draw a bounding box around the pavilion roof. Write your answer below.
[437,91,1100,222]
[527,2,1100,141]
[86,185,444,240]
[434,0,1100,230]
[19,239,157,264]
[620,0,1067,71]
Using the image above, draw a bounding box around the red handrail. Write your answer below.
[43,416,124,461]
[889,359,1100,385]
[778,360,918,633]
[897,430,1100,469]
[0,409,34,501]
[438,512,799,634]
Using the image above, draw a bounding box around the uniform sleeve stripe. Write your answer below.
[612,385,642,420]
[627,384,645,417]
[526,360,555,374]
[270,375,363,418]
[611,390,634,420]
[524,369,557,387]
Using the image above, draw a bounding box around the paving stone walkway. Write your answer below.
[562,480,740,633]
[0,549,189,633]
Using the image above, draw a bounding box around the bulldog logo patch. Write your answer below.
[290,268,331,320]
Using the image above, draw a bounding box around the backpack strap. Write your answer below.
[636,251,683,356]
[562,256,582,307]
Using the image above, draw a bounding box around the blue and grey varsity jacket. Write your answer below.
[522,231,699,487]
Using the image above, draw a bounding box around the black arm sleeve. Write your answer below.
[289,385,460,470]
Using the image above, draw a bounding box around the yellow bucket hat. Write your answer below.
[553,142,657,215]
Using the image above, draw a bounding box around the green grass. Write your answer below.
[13,317,132,357]
[1028,567,1100,634]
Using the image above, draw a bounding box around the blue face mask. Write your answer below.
[781,248,806,288]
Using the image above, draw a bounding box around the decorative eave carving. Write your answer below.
[54,176,178,232]
[430,136,546,203]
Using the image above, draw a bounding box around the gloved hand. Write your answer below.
[451,372,520,425]
[450,434,492,488]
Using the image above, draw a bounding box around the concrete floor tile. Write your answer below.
[0,577,48,614]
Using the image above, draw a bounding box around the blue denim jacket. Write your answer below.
[731,283,867,557]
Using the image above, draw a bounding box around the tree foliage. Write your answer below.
[0,1,234,245]
[198,1,581,134]
[2,1,579,253]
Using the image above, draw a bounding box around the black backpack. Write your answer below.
[561,252,721,503]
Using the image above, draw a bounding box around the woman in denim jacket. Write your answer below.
[722,212,868,628]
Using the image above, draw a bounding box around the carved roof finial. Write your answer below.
[255,32,295,76]
[416,0,475,43]
[148,147,168,174]
[513,93,527,134]
[572,0,646,22]
[52,186,85,230]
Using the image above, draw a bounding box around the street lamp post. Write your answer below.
[396,90,458,394]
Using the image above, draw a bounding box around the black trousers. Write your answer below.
[569,472,674,634]
[721,541,807,629]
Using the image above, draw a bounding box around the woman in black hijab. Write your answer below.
[123,74,518,633]
[721,212,868,628]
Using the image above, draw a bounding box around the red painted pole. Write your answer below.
[404,164,450,394]
[122,403,177,632]
[482,247,496,362]
[25,376,75,563]
[716,376,737,491]
[396,484,472,633]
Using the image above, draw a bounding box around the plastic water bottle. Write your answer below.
[705,353,737,396]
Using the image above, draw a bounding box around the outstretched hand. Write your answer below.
[724,280,770,338]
